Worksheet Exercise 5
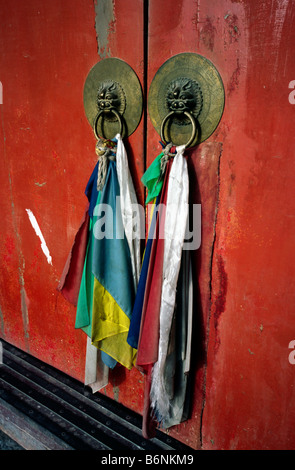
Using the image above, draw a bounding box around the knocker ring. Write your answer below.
[160,110,198,148]
[93,108,123,140]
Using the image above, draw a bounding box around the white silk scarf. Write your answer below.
[116,134,142,290]
[84,134,141,392]
[150,145,189,422]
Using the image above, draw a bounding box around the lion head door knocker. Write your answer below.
[166,77,203,116]
[83,58,143,140]
[148,53,225,148]
[93,80,126,139]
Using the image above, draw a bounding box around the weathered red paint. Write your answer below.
[0,0,145,386]
[200,0,295,450]
[213,254,228,343]
[88,0,146,412]
[1,0,295,451]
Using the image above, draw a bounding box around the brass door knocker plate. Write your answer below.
[148,53,225,148]
[83,58,143,140]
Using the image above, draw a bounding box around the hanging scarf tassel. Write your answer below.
[115,133,142,290]
[59,133,141,392]
[89,133,140,371]
[157,143,174,184]
[84,336,109,392]
[149,144,189,423]
[95,139,117,192]
[141,143,175,205]
[157,248,193,429]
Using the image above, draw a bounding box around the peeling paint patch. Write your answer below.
[226,13,240,41]
[199,16,217,51]
[224,12,241,45]
[25,209,52,265]
[270,0,289,75]
[21,286,30,339]
[228,57,241,95]
[214,255,228,328]
[93,0,115,58]
[213,255,228,351]
[35,181,46,187]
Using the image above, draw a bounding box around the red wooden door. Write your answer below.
[0,0,145,417]
[1,0,295,450]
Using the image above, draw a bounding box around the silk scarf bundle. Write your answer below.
[129,144,193,437]
[149,145,189,422]
[58,134,141,390]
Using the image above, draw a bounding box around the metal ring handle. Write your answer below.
[93,108,123,140]
[160,110,198,148]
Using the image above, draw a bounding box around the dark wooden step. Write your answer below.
[0,339,192,451]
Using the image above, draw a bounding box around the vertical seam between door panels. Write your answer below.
[143,0,149,178]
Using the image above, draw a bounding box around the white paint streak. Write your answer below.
[25,209,52,265]
[272,0,289,75]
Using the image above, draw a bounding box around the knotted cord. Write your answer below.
[95,138,116,192]
[157,142,176,185]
